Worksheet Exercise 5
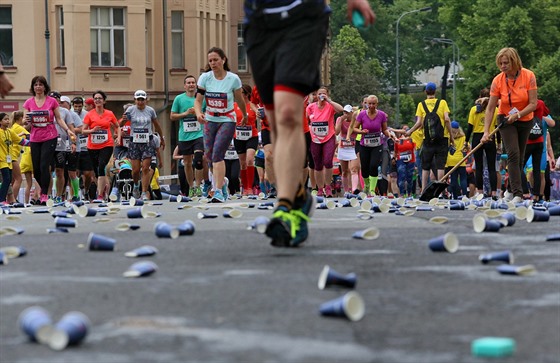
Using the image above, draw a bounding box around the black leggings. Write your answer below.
[88,147,114,178]
[521,142,543,195]
[225,159,240,195]
[31,138,57,195]
[359,145,383,178]
[472,133,497,192]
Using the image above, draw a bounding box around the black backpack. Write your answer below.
[422,99,444,143]
[528,116,543,140]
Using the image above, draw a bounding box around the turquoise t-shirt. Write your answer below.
[171,93,202,142]
[198,71,242,123]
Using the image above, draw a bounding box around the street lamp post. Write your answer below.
[395,6,431,124]
[429,37,460,116]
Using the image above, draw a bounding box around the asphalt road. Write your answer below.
[0,196,559,363]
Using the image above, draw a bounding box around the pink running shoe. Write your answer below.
[325,185,333,198]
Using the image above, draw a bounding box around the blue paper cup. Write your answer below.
[47,227,69,234]
[0,251,7,265]
[449,202,465,210]
[546,233,560,242]
[154,222,179,239]
[0,246,27,259]
[51,211,68,218]
[77,206,97,218]
[319,291,365,322]
[125,245,158,258]
[169,195,191,203]
[48,311,91,351]
[177,220,196,236]
[223,209,243,218]
[197,212,219,219]
[316,201,336,210]
[428,232,459,253]
[247,216,270,234]
[498,212,516,227]
[526,208,550,223]
[473,215,501,233]
[54,217,77,228]
[87,232,116,251]
[479,250,514,264]
[18,306,53,344]
[129,197,144,206]
[496,264,536,276]
[115,223,141,231]
[318,265,357,290]
[127,207,147,219]
[352,227,380,240]
[123,261,158,278]
[548,205,560,216]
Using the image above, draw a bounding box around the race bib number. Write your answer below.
[236,126,252,141]
[30,110,50,127]
[340,139,355,148]
[182,115,201,132]
[205,92,227,110]
[91,130,108,144]
[399,151,412,162]
[132,128,149,143]
[224,145,238,160]
[311,121,329,137]
[79,136,87,149]
[362,132,381,147]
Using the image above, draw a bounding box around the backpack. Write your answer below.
[528,116,543,140]
[421,99,444,143]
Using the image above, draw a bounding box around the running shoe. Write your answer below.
[133,188,141,199]
[222,177,229,200]
[212,189,225,203]
[71,196,81,203]
[266,206,297,247]
[267,187,277,199]
[39,194,49,206]
[202,181,212,198]
[54,196,63,204]
[141,192,148,201]
[291,189,316,246]
[324,185,333,198]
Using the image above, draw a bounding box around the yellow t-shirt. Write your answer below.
[10,123,28,160]
[468,106,498,134]
[446,135,468,167]
[411,128,423,150]
[415,98,450,138]
[0,128,23,169]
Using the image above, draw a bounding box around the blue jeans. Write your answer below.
[396,160,415,196]
[446,166,467,198]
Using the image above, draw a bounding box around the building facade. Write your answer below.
[0,0,329,176]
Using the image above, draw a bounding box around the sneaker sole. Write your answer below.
[265,219,292,248]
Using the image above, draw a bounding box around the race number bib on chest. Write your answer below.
[362,132,381,147]
[236,126,252,141]
[182,115,201,132]
[311,121,329,137]
[132,128,149,143]
[79,136,87,149]
[30,110,50,127]
[91,130,108,144]
[399,151,412,162]
[341,139,355,148]
[205,92,227,110]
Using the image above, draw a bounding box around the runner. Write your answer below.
[335,104,359,193]
[194,47,246,203]
[126,90,165,201]
[235,84,258,196]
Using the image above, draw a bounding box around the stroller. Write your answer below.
[109,159,134,201]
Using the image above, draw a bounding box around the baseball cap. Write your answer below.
[72,97,83,104]
[343,104,353,113]
[425,82,437,92]
[85,98,95,106]
[60,96,71,104]
[49,91,61,99]
[451,121,460,129]
[134,90,147,99]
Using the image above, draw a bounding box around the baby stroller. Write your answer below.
[109,159,134,201]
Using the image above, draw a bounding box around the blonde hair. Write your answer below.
[452,126,465,138]
[12,110,24,124]
[496,47,523,72]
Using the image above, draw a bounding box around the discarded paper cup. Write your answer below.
[51,211,68,218]
[496,264,536,276]
[87,232,116,251]
[547,205,560,216]
[449,202,465,210]
[177,220,196,236]
[429,216,448,224]
[247,216,269,234]
[0,246,27,258]
[526,208,550,223]
[127,207,147,219]
[125,245,158,258]
[479,250,514,264]
[54,217,77,228]
[0,251,7,265]
[545,233,560,241]
[77,205,97,218]
[352,227,380,240]
[115,223,141,231]
[48,311,91,351]
[498,212,516,227]
[169,195,190,203]
[473,214,501,233]
[18,306,53,344]
[318,265,357,290]
[123,261,158,277]
[317,200,336,210]
[515,206,528,220]
[223,209,243,218]
[47,227,69,234]
[197,212,219,219]
[129,197,144,206]
[154,222,179,239]
[319,291,365,322]
[359,200,372,211]
[428,232,459,253]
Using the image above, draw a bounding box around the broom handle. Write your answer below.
[438,124,502,183]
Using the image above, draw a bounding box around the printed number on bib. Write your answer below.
[399,151,412,162]
[133,128,149,143]
[236,126,252,141]
[30,110,50,127]
[79,136,87,149]
[341,139,355,148]
[362,132,381,147]
[225,145,238,160]
[123,138,130,148]
[91,130,108,144]
[205,92,227,110]
[183,115,200,132]
[311,121,329,137]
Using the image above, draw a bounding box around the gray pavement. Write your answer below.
[0,196,559,363]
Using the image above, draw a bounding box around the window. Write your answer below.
[56,6,65,67]
[0,6,13,66]
[145,10,152,68]
[171,11,184,69]
[237,23,247,72]
[90,7,126,67]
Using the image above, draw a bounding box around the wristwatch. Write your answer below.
[517,112,521,119]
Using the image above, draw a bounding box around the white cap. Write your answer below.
[60,96,71,104]
[134,90,147,99]
[343,104,353,113]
